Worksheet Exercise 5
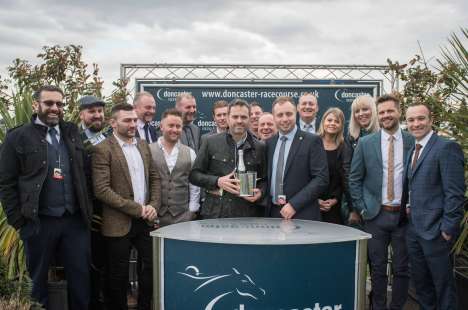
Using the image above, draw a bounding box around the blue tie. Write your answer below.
[49,127,60,149]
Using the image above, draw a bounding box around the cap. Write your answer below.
[78,95,105,110]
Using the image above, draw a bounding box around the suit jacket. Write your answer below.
[348,129,414,220]
[400,134,465,240]
[180,123,201,153]
[266,129,329,220]
[92,135,161,237]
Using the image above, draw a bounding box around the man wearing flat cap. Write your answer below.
[78,95,109,309]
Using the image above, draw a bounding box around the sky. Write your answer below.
[0,0,466,95]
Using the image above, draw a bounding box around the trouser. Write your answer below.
[406,222,457,310]
[23,213,90,310]
[104,219,153,310]
[365,209,409,310]
[89,229,106,310]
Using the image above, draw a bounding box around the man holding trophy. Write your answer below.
[189,99,266,218]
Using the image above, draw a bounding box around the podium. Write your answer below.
[151,218,371,310]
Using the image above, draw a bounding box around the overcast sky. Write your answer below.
[0,0,466,94]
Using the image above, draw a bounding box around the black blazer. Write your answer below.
[135,123,159,143]
[266,129,329,220]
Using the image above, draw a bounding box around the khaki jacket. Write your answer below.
[92,135,161,237]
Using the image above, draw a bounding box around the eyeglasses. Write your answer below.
[41,100,65,108]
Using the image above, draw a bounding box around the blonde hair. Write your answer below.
[318,107,345,146]
[348,95,379,140]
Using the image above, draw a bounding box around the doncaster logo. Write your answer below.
[178,265,266,310]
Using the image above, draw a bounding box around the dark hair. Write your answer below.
[111,103,134,118]
[228,98,250,114]
[272,96,295,112]
[212,100,228,115]
[408,103,432,114]
[33,85,64,101]
[376,94,400,110]
[161,108,183,120]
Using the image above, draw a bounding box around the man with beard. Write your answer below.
[257,112,277,141]
[149,109,200,226]
[297,93,320,134]
[349,94,414,310]
[0,85,92,309]
[176,93,201,153]
[249,101,263,139]
[190,99,266,218]
[77,95,108,310]
[92,103,160,310]
[134,91,159,144]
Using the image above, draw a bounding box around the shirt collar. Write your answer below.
[299,118,315,129]
[34,116,60,135]
[381,127,402,141]
[137,118,147,129]
[157,136,180,151]
[114,133,137,147]
[416,130,433,148]
[279,125,298,141]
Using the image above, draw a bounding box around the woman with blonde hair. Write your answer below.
[347,95,379,149]
[317,107,352,224]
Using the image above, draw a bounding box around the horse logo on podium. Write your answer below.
[178,265,266,309]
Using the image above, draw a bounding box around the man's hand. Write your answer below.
[142,205,157,221]
[347,211,361,225]
[319,199,334,212]
[441,231,452,241]
[217,171,240,195]
[242,188,262,203]
[280,203,296,220]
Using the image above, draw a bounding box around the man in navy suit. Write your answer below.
[266,96,328,220]
[401,104,465,310]
[134,91,159,143]
[349,94,414,309]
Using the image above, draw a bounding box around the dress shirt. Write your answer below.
[114,134,147,206]
[270,125,298,203]
[299,118,316,134]
[381,128,404,205]
[137,119,154,143]
[411,130,433,164]
[35,117,60,143]
[157,137,200,212]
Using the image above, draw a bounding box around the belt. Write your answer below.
[381,205,401,212]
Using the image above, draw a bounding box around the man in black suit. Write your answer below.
[266,96,329,220]
[134,91,159,143]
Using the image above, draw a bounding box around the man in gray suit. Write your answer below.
[401,104,464,310]
[176,93,201,153]
[349,94,414,310]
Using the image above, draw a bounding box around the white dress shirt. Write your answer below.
[137,119,154,143]
[114,134,147,206]
[157,137,201,212]
[299,118,316,134]
[411,130,433,163]
[381,128,404,205]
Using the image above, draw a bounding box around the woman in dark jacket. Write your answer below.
[317,108,351,224]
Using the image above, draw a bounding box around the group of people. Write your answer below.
[0,85,464,310]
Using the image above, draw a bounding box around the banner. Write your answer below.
[138,80,381,134]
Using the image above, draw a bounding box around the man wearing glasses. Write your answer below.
[0,85,92,310]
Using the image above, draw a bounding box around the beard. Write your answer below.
[37,107,63,126]
[86,120,105,132]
